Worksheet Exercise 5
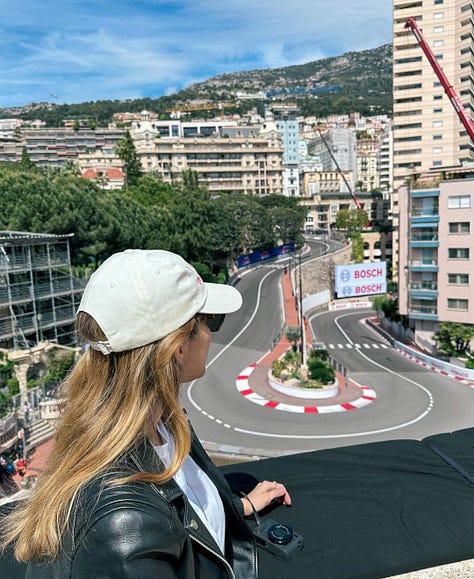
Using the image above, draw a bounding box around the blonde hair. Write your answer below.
[1,311,200,561]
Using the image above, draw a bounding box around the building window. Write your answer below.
[395,149,422,155]
[448,195,471,208]
[393,122,422,130]
[433,12,444,19]
[432,120,443,127]
[394,83,422,91]
[449,222,470,234]
[448,248,469,259]
[395,136,422,142]
[447,298,468,310]
[433,26,444,33]
[433,108,443,113]
[433,135,443,140]
[433,40,444,46]
[432,161,442,166]
[448,273,469,285]
[432,147,443,154]
[434,0,444,3]
[433,94,443,100]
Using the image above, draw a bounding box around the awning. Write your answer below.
[411,221,438,228]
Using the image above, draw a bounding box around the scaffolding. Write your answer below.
[0,231,86,350]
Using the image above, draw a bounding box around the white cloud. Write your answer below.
[1,0,392,106]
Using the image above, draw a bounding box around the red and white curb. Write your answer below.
[236,364,377,413]
[396,349,474,389]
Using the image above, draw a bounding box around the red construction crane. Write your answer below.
[404,16,474,142]
[316,128,362,210]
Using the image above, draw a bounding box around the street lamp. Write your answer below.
[294,248,306,366]
[296,249,306,366]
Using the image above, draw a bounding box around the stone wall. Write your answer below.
[297,244,352,297]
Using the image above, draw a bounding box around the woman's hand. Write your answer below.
[240,480,292,516]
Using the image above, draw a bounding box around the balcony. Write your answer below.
[408,304,438,320]
[409,231,439,248]
[408,259,438,272]
[410,233,438,242]
[409,281,438,291]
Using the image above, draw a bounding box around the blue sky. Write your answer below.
[1,1,392,108]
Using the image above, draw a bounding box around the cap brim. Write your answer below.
[199,283,243,314]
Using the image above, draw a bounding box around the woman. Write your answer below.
[1,249,291,578]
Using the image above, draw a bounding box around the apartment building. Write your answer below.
[300,170,372,231]
[0,127,126,167]
[356,138,380,192]
[269,106,300,196]
[309,128,358,175]
[0,232,85,351]
[379,125,393,193]
[134,134,283,195]
[398,169,474,351]
[392,0,474,280]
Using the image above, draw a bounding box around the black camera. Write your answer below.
[253,519,304,561]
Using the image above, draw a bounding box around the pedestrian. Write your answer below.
[1,249,291,578]
[0,456,18,497]
[22,400,31,425]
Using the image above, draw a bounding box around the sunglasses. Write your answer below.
[202,313,226,332]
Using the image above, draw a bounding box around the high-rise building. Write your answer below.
[392,1,474,280]
[270,106,300,196]
[393,1,474,187]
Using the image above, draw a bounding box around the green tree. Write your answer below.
[433,322,474,357]
[43,352,76,388]
[335,209,368,231]
[372,294,390,314]
[115,130,143,187]
[20,146,35,169]
[348,232,364,263]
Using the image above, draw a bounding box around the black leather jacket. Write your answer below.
[26,428,258,578]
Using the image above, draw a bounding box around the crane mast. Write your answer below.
[316,129,362,210]
[404,17,474,143]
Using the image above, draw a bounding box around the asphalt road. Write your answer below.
[181,246,474,457]
[310,309,474,444]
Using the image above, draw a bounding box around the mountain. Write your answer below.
[185,44,392,104]
[0,44,393,125]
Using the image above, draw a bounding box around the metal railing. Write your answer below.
[410,208,439,216]
[409,305,438,315]
[410,233,439,241]
[409,281,438,290]
[409,259,438,266]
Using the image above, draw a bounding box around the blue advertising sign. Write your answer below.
[237,243,295,268]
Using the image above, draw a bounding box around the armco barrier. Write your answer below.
[395,341,474,383]
[366,317,474,384]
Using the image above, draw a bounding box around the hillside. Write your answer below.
[0,44,392,125]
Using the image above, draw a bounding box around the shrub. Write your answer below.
[307,359,335,385]
[309,348,329,362]
[7,377,19,396]
[0,390,12,419]
[271,359,285,378]
[285,325,301,345]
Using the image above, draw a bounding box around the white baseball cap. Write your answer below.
[77,249,242,354]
